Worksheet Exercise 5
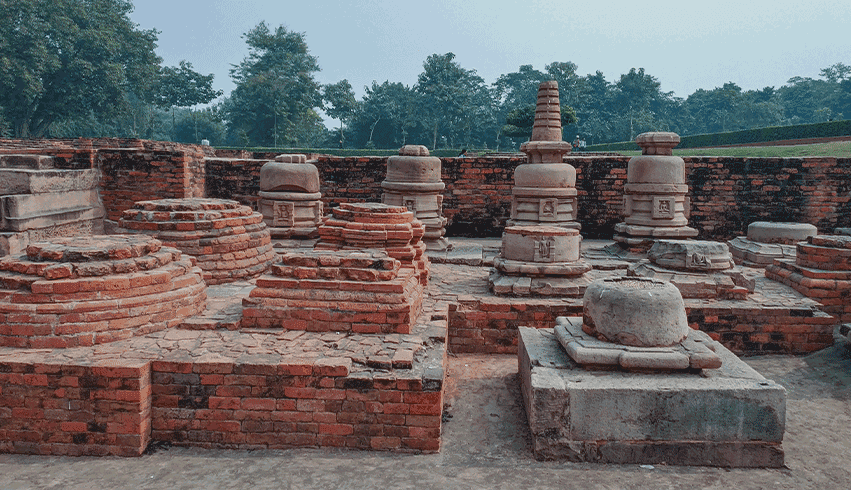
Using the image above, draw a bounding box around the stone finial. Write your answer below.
[398,145,430,157]
[636,132,680,156]
[275,154,308,163]
[530,81,563,142]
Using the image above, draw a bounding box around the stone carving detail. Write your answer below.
[534,237,555,262]
[272,201,295,227]
[653,196,675,219]
[539,199,558,221]
[688,252,709,269]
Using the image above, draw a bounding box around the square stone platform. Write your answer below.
[518,326,786,467]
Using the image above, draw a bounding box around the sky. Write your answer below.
[129,0,851,126]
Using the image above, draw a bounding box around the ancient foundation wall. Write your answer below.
[2,140,849,240]
[98,143,208,222]
[203,154,851,241]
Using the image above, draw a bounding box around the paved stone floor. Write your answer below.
[1,238,850,488]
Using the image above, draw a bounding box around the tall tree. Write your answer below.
[348,81,416,148]
[612,68,673,140]
[414,53,494,149]
[0,0,160,138]
[225,22,322,147]
[322,79,358,148]
[156,60,222,142]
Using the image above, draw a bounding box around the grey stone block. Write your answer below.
[518,326,786,467]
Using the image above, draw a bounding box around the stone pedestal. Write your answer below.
[119,198,276,285]
[489,225,592,296]
[1,154,104,256]
[507,81,579,230]
[518,326,786,466]
[613,132,697,252]
[766,235,851,325]
[629,240,753,299]
[382,145,449,251]
[0,235,206,348]
[315,202,429,286]
[258,154,323,239]
[729,222,817,267]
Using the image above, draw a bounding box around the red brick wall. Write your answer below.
[99,143,208,222]
[0,360,151,457]
[0,356,443,456]
[150,359,442,452]
[448,297,835,355]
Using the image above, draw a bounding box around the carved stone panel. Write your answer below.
[652,196,676,219]
[272,202,295,227]
[539,198,559,221]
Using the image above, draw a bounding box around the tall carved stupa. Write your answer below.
[508,81,579,230]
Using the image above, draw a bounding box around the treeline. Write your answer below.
[1,1,850,149]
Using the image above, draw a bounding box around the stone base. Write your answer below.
[426,242,483,266]
[613,223,698,253]
[488,269,595,297]
[555,317,722,370]
[518,326,786,467]
[424,237,452,253]
[627,261,753,299]
[728,237,797,267]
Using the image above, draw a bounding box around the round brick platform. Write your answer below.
[0,235,206,348]
[315,202,429,285]
[119,198,276,285]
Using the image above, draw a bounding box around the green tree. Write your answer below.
[414,53,494,149]
[613,68,674,140]
[322,79,358,147]
[501,104,578,139]
[225,22,322,147]
[0,0,161,138]
[348,81,416,148]
[156,60,222,142]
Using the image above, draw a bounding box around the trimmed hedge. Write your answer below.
[586,119,851,152]
[212,147,467,158]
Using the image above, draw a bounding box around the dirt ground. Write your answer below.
[0,341,849,490]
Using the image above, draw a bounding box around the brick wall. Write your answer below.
[3,139,849,240]
[150,359,442,452]
[0,360,151,456]
[0,355,444,456]
[99,142,208,222]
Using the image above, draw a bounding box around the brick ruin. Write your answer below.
[0,133,849,463]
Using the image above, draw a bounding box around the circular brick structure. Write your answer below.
[119,198,276,285]
[315,202,429,284]
[0,235,206,348]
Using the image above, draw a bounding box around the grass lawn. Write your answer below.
[615,140,851,158]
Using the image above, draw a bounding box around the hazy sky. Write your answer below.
[130,0,850,123]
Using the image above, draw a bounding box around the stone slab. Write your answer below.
[1,189,103,231]
[728,236,797,267]
[0,168,99,195]
[426,243,483,266]
[554,317,722,370]
[518,326,786,467]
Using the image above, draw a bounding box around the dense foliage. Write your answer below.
[587,119,851,151]
[1,1,849,149]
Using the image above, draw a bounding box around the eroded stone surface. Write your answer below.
[747,222,817,244]
[258,155,323,238]
[614,132,697,251]
[583,277,689,347]
[555,316,721,370]
[519,326,786,467]
[382,145,448,251]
